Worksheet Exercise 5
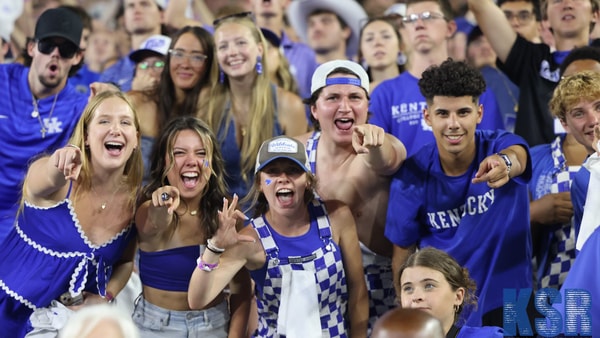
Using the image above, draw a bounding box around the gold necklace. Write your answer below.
[91,185,121,211]
[31,93,59,138]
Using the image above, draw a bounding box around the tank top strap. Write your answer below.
[66,180,74,199]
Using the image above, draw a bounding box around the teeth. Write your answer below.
[105,142,123,146]
[182,172,199,178]
[447,135,461,140]
[277,189,292,194]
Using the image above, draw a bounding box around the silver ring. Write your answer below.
[161,192,170,201]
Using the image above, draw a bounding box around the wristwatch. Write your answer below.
[496,152,512,173]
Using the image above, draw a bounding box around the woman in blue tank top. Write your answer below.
[0,91,143,337]
[399,247,504,338]
[188,136,369,338]
[204,13,308,200]
[134,116,251,337]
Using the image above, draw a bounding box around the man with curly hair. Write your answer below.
[385,59,533,328]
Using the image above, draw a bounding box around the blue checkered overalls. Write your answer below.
[306,131,396,328]
[538,136,579,289]
[251,200,348,337]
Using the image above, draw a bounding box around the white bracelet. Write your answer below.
[206,238,225,254]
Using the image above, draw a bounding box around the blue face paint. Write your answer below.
[265,179,272,185]
[204,159,210,167]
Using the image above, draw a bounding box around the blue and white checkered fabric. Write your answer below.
[539,136,579,290]
[252,200,348,337]
[307,131,396,328]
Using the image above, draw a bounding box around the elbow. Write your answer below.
[188,292,205,310]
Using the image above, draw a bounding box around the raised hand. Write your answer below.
[52,145,82,181]
[471,153,510,188]
[352,124,385,154]
[212,194,253,250]
[152,185,181,215]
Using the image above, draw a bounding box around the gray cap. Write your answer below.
[255,136,311,174]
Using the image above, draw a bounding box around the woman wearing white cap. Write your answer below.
[188,136,369,338]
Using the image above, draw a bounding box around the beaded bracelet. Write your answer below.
[197,256,219,272]
[206,238,225,254]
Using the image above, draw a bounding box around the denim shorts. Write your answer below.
[132,295,229,338]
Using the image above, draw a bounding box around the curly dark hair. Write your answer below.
[559,45,600,77]
[141,116,229,239]
[418,58,486,105]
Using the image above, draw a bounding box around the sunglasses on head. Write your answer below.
[37,39,79,58]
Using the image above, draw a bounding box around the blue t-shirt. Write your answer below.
[553,226,599,337]
[480,65,518,133]
[69,64,101,96]
[385,130,532,326]
[99,56,135,92]
[458,325,504,338]
[0,64,87,241]
[369,71,505,156]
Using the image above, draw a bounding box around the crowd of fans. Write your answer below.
[0,0,599,337]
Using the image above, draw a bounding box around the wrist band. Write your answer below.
[105,291,115,303]
[206,238,225,254]
[197,256,219,272]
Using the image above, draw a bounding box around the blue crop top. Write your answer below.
[138,245,201,292]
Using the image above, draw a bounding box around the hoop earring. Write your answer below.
[256,56,263,74]
[454,304,459,314]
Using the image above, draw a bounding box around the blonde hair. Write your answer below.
[549,71,600,121]
[206,15,276,182]
[68,90,143,208]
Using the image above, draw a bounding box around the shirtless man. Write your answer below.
[296,60,406,328]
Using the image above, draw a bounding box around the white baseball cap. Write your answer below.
[310,59,370,95]
[129,35,172,63]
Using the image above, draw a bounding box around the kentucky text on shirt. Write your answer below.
[427,189,495,229]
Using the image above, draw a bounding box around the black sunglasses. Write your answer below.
[213,11,255,26]
[37,39,79,58]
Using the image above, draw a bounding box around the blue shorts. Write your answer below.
[132,295,229,338]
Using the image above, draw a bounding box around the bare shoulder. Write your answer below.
[323,200,354,226]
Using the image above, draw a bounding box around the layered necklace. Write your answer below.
[31,93,59,138]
